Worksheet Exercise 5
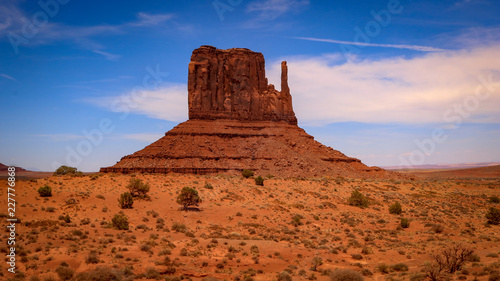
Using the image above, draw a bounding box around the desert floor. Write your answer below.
[1,170,499,281]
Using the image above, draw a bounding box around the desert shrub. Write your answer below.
[204,182,214,189]
[311,256,323,271]
[118,192,134,209]
[329,269,364,281]
[85,250,100,264]
[347,190,369,208]
[176,187,202,210]
[425,244,475,281]
[255,176,264,186]
[112,212,129,230]
[351,254,363,260]
[430,223,444,233]
[144,267,160,279]
[277,271,292,281]
[377,264,390,274]
[55,265,74,280]
[75,266,125,281]
[290,214,304,227]
[59,214,71,223]
[486,207,500,225]
[171,222,187,232]
[401,218,410,228]
[242,169,254,178]
[490,273,500,281]
[38,185,52,197]
[392,263,409,272]
[489,196,500,204]
[126,178,150,198]
[410,273,426,281]
[361,269,372,276]
[54,165,80,176]
[389,202,402,214]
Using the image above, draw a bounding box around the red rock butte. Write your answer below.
[100,45,396,178]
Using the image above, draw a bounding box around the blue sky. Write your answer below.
[1,0,499,172]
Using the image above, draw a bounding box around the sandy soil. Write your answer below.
[1,170,499,280]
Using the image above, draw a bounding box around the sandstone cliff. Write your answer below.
[188,46,297,125]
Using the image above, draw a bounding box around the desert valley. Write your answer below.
[1,45,499,281]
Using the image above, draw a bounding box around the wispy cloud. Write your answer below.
[92,50,121,61]
[0,73,17,82]
[0,2,179,56]
[85,84,188,123]
[265,44,500,126]
[247,0,309,20]
[294,36,447,52]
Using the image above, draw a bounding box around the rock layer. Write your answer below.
[101,46,397,178]
[100,119,392,178]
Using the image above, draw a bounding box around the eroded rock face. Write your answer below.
[100,46,400,179]
[188,45,297,125]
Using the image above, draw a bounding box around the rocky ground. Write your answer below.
[1,170,499,281]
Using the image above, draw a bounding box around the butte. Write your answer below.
[100,45,396,178]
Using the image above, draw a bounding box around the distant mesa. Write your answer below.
[0,163,28,172]
[100,46,396,178]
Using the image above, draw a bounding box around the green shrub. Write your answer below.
[176,187,202,210]
[486,207,500,225]
[112,212,129,230]
[255,176,264,186]
[203,182,214,189]
[127,178,150,198]
[401,218,410,228]
[54,165,80,176]
[242,169,254,178]
[38,185,52,197]
[347,190,369,208]
[329,269,364,281]
[118,192,134,209]
[389,201,402,214]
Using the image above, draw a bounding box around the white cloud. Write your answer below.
[266,44,500,126]
[247,0,309,20]
[86,84,188,123]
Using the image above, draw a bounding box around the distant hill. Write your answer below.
[384,162,500,170]
[407,165,500,179]
[0,163,28,172]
